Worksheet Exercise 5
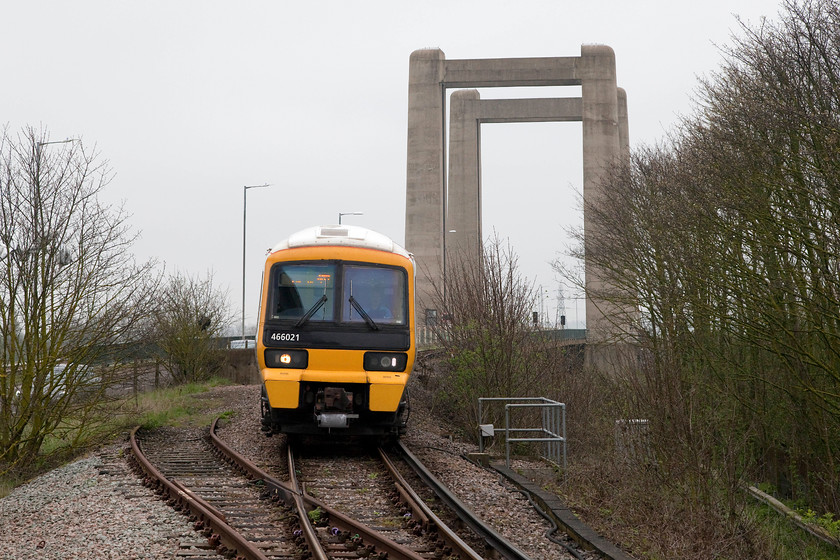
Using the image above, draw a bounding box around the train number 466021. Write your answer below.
[269,332,300,342]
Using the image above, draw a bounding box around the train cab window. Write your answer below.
[342,265,407,325]
[270,263,336,321]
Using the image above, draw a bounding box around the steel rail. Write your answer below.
[378,447,485,560]
[209,419,426,560]
[286,445,330,560]
[396,440,534,560]
[208,418,326,560]
[170,478,228,523]
[129,426,269,560]
[295,482,429,560]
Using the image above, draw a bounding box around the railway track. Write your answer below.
[130,415,593,559]
[129,425,300,559]
[130,419,498,559]
[292,440,485,559]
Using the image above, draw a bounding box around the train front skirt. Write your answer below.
[260,381,410,437]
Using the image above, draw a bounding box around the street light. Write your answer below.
[32,138,79,327]
[442,229,456,315]
[338,212,363,225]
[242,183,271,341]
[36,138,78,154]
[35,138,79,191]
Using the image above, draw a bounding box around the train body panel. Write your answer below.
[256,225,415,437]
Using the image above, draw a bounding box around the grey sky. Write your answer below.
[4,0,782,331]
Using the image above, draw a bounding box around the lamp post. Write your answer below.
[33,138,78,319]
[34,138,79,219]
[442,229,456,316]
[35,138,78,157]
[338,211,363,225]
[242,183,270,341]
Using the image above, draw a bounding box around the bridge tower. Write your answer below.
[404,45,631,369]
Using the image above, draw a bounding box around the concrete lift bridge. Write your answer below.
[404,45,632,369]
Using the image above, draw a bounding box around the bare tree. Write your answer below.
[572,0,840,517]
[0,126,158,473]
[693,0,840,511]
[427,236,561,432]
[153,271,233,384]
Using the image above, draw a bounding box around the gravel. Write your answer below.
[1,382,591,559]
[403,387,589,560]
[0,444,197,559]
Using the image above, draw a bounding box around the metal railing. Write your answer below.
[415,326,587,349]
[415,326,441,348]
[478,397,567,470]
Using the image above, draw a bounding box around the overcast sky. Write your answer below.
[4,0,784,331]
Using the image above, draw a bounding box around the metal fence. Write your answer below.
[477,397,567,470]
[415,326,587,349]
[614,418,651,461]
[415,326,441,348]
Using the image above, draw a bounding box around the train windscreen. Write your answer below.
[342,265,407,326]
[270,263,336,321]
[270,262,407,326]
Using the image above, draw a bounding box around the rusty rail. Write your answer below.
[129,426,269,560]
[397,440,534,560]
[378,446,485,560]
[210,419,427,560]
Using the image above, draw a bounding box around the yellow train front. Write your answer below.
[256,225,415,438]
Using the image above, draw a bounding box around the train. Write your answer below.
[256,225,415,438]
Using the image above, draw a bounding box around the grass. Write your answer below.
[798,509,840,540]
[0,376,235,498]
[546,459,840,560]
[746,500,840,560]
[0,475,22,499]
[122,377,234,430]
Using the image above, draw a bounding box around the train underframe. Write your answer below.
[260,381,410,438]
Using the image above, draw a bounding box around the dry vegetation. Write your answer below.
[428,3,840,557]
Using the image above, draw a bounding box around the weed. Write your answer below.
[747,501,840,559]
[798,509,840,539]
[0,377,234,494]
[379,516,401,528]
[308,507,324,524]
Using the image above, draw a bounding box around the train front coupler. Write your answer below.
[313,386,359,429]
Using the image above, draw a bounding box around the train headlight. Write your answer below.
[265,349,308,369]
[363,352,408,372]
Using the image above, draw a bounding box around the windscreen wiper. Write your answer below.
[295,295,328,327]
[349,296,379,331]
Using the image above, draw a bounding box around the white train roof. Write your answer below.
[269,225,412,259]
